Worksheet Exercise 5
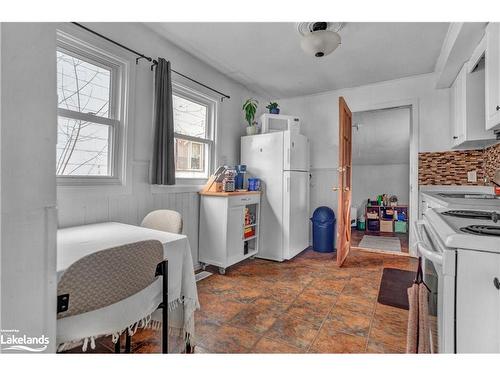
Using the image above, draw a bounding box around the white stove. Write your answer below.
[425,208,500,253]
[418,205,500,354]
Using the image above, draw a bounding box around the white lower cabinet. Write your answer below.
[198,192,260,274]
[456,250,500,353]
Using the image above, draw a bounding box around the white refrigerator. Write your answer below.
[241,130,310,261]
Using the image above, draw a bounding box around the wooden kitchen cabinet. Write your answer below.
[485,22,500,131]
[198,191,260,274]
[450,60,496,148]
[456,250,500,353]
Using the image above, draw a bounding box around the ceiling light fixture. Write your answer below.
[297,22,344,58]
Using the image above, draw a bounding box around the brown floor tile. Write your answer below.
[229,304,280,334]
[285,290,336,325]
[368,326,407,351]
[334,293,375,316]
[369,305,408,351]
[366,339,405,354]
[327,306,372,337]
[197,294,247,325]
[309,325,367,353]
[265,315,321,350]
[252,337,302,353]
[305,278,347,295]
[199,324,260,353]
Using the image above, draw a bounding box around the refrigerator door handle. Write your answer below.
[287,176,290,193]
[287,148,291,167]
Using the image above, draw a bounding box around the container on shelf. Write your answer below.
[367,219,380,231]
[248,178,261,191]
[394,221,407,233]
[357,217,366,231]
[380,220,394,233]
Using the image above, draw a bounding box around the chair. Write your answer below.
[57,240,168,353]
[141,210,183,234]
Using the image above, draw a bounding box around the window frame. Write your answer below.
[172,82,217,182]
[56,30,129,187]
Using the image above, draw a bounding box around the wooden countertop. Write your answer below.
[198,190,261,197]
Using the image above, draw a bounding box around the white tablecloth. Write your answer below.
[56,222,199,351]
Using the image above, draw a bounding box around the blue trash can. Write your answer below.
[310,206,336,253]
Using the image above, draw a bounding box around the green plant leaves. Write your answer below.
[242,98,258,127]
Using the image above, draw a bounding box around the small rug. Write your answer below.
[378,268,416,310]
[358,235,401,253]
[195,271,213,282]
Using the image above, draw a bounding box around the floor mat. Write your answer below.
[358,235,401,252]
[378,268,416,310]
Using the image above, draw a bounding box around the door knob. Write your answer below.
[496,105,500,111]
[332,186,349,192]
[494,277,500,290]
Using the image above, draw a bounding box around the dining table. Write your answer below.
[56,221,199,352]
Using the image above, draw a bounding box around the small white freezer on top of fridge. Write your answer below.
[241,130,310,261]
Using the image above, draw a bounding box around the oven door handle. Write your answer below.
[414,221,443,266]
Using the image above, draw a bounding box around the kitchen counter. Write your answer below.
[421,190,500,208]
[198,190,261,197]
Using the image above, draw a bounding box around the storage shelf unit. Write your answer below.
[364,205,408,233]
[199,191,261,275]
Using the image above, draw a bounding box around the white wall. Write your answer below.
[56,23,265,267]
[1,23,58,352]
[350,108,410,214]
[352,164,410,211]
[277,73,450,217]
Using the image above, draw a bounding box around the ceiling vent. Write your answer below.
[297,22,344,58]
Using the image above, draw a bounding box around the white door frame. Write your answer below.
[349,98,419,257]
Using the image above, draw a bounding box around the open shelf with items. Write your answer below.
[364,205,408,233]
[199,191,261,275]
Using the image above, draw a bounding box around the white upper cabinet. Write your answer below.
[451,63,467,147]
[450,59,496,149]
[485,22,500,130]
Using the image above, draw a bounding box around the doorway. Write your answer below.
[350,106,411,255]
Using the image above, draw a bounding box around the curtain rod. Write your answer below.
[72,22,231,102]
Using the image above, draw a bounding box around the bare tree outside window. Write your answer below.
[56,50,113,176]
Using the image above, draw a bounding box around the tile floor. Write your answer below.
[63,247,417,354]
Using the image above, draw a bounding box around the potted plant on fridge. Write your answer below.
[265,101,280,114]
[242,98,258,135]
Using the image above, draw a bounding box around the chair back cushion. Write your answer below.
[141,209,183,234]
[57,240,163,319]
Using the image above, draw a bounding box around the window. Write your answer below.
[173,86,216,179]
[56,32,127,184]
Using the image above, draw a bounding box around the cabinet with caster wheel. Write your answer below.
[198,191,261,275]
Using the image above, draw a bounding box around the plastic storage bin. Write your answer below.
[394,221,407,233]
[380,220,394,233]
[310,207,336,253]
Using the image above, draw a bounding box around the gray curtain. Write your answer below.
[151,58,175,185]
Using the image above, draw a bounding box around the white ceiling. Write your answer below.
[146,22,449,98]
[352,107,410,165]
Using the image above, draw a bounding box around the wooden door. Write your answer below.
[336,97,352,267]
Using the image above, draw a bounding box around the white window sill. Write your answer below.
[150,184,205,194]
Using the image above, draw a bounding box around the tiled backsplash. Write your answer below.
[419,142,499,186]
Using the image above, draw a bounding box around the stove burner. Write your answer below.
[460,225,500,236]
[443,210,499,223]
